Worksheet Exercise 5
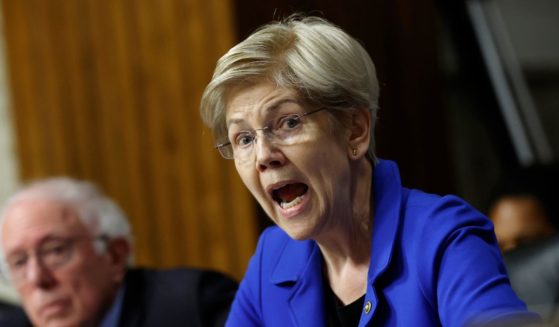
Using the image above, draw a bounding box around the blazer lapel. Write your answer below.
[270,239,326,327]
[360,160,403,325]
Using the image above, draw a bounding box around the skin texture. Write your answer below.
[1,199,129,327]
[225,82,374,303]
[226,83,352,241]
[489,195,556,252]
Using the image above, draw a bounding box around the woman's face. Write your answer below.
[225,82,354,240]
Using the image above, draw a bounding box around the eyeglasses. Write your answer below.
[3,235,108,284]
[215,108,326,160]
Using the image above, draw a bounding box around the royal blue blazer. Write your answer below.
[227,160,540,327]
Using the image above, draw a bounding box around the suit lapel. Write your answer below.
[270,239,326,327]
[117,269,143,327]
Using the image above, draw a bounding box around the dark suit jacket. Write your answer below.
[504,236,559,322]
[0,267,238,327]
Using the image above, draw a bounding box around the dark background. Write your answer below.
[230,0,559,231]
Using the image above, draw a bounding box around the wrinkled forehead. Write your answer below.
[224,83,305,125]
[1,199,88,250]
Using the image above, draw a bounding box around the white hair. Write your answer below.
[0,177,134,270]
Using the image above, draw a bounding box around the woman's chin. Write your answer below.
[278,217,318,241]
[284,227,313,241]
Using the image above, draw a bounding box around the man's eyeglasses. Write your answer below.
[215,108,326,161]
[3,235,109,284]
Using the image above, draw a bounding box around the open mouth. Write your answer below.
[272,183,309,210]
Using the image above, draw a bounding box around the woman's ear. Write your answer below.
[347,107,371,159]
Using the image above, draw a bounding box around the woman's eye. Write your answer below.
[279,116,301,129]
[235,133,254,146]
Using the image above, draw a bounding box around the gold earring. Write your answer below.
[352,148,357,156]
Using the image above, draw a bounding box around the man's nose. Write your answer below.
[26,257,56,289]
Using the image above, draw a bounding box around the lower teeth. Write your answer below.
[280,195,303,209]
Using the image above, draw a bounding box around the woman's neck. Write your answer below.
[317,222,371,304]
[316,157,374,304]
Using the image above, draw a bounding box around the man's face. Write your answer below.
[1,199,125,327]
[490,195,556,252]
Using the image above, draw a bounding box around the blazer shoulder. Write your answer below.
[126,267,237,303]
[0,306,31,327]
[121,267,237,327]
[405,190,491,231]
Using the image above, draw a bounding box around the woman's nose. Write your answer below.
[254,136,285,172]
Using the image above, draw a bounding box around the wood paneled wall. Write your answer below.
[1,0,257,279]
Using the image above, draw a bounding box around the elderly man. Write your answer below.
[0,178,237,327]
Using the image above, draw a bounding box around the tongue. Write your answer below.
[277,183,308,203]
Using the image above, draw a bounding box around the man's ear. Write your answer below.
[347,107,371,159]
[106,238,130,283]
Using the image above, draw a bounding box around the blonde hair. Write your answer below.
[200,15,380,162]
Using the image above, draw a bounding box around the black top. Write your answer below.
[504,236,559,322]
[323,278,365,327]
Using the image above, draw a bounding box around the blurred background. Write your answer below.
[0,0,557,305]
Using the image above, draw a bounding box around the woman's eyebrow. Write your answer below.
[265,98,300,113]
[226,117,245,128]
[226,98,301,128]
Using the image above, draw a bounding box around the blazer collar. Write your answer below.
[270,239,325,326]
[358,159,404,325]
[270,238,319,284]
[368,159,403,283]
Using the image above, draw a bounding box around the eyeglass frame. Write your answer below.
[215,107,327,160]
[2,234,110,284]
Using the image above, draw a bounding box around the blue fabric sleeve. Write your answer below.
[415,195,541,327]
